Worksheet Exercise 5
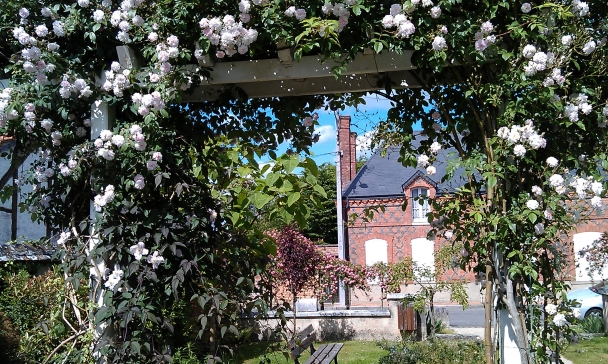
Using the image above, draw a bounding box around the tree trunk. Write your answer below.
[503,274,530,364]
[429,292,436,339]
[292,294,297,341]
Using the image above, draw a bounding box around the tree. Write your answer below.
[263,225,367,338]
[301,163,338,245]
[255,162,341,245]
[407,244,469,340]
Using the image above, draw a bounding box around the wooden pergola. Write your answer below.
[1,46,420,307]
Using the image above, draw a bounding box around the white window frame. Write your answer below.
[411,187,430,224]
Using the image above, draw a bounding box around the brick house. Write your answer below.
[335,115,608,305]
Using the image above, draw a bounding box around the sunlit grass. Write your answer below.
[228,340,387,364]
[562,335,608,364]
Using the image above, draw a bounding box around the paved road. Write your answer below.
[439,305,485,327]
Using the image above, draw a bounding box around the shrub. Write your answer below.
[579,313,605,334]
[0,266,92,364]
[378,338,485,364]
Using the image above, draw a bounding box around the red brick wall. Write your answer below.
[345,192,608,285]
[338,115,356,189]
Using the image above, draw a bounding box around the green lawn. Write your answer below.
[230,340,388,364]
[562,336,608,364]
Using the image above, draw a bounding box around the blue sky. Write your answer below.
[267,93,396,167]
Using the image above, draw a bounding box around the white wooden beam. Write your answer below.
[90,99,115,363]
[183,69,421,101]
[116,45,140,69]
[192,50,415,85]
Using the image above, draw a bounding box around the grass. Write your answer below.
[229,340,388,364]
[562,335,608,364]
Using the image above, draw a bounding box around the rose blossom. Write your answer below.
[134,174,145,189]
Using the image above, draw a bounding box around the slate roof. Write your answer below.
[0,243,54,261]
[343,135,472,199]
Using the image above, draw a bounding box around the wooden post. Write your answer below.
[89,99,114,363]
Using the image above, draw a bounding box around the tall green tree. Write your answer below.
[301,162,338,245]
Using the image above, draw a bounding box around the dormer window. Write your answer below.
[411,187,430,223]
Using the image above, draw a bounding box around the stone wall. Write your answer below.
[251,297,405,342]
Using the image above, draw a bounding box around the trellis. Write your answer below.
[1,45,418,307]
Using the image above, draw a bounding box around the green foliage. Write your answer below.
[172,343,203,364]
[0,267,92,364]
[254,163,339,245]
[300,163,338,245]
[579,313,605,334]
[377,338,485,364]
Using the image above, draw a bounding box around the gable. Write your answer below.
[342,137,471,200]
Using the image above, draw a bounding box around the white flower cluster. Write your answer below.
[321,1,357,32]
[199,15,259,58]
[582,40,596,55]
[34,165,55,183]
[109,0,146,43]
[475,20,497,52]
[496,119,546,157]
[417,141,443,175]
[382,4,416,38]
[150,35,180,78]
[94,184,116,212]
[104,264,124,290]
[0,89,18,128]
[285,6,307,21]
[101,63,132,97]
[130,241,149,260]
[12,24,60,85]
[134,174,145,189]
[56,231,71,245]
[130,124,147,151]
[522,46,557,76]
[132,91,165,116]
[59,74,93,99]
[563,93,592,122]
[570,176,604,208]
[545,303,580,328]
[431,36,447,51]
[572,0,590,17]
[58,157,79,177]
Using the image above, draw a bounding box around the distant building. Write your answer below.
[0,136,52,262]
[336,115,608,304]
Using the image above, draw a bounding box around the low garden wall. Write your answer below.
[250,296,410,341]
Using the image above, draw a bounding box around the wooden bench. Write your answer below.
[288,324,343,364]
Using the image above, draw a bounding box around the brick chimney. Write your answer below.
[338,115,357,189]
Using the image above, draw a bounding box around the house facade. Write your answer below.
[336,115,608,305]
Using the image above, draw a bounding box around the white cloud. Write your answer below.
[356,129,377,158]
[314,124,335,144]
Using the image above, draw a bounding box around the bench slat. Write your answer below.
[323,343,343,364]
[304,343,343,364]
[288,325,316,349]
[290,333,316,359]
